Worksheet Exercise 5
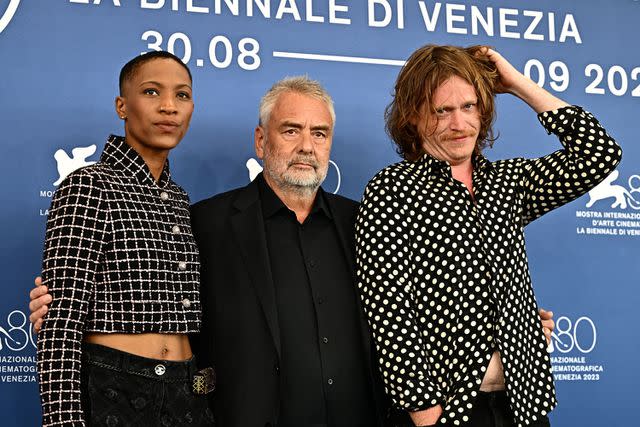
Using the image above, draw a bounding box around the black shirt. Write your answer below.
[258,176,376,427]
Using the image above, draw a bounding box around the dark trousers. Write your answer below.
[466,391,550,427]
[81,342,215,427]
[387,391,550,427]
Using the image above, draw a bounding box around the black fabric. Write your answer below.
[191,175,389,427]
[388,392,551,427]
[467,391,550,427]
[80,343,215,427]
[258,176,375,427]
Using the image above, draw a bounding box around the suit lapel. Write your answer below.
[230,179,281,359]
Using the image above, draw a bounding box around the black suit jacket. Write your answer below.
[190,175,389,427]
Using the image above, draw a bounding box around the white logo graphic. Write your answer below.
[245,157,342,194]
[246,158,263,182]
[549,315,603,382]
[548,316,597,354]
[53,145,98,186]
[585,170,640,210]
[0,0,20,34]
[0,310,35,352]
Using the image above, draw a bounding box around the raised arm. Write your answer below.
[476,49,622,223]
[518,106,622,224]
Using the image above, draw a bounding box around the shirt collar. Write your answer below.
[416,152,448,172]
[101,135,172,187]
[256,173,332,220]
[415,151,494,175]
[472,152,493,172]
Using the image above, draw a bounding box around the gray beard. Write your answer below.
[262,149,328,199]
[264,163,325,198]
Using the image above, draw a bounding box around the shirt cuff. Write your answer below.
[536,105,583,136]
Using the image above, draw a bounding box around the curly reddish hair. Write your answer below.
[385,45,499,161]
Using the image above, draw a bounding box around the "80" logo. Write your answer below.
[549,316,597,354]
[0,310,37,352]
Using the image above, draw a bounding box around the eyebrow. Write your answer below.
[279,120,303,129]
[138,80,192,90]
[436,98,477,108]
[279,121,332,131]
[311,124,331,132]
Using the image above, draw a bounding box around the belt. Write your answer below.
[82,342,215,394]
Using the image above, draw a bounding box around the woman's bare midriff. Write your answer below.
[84,333,192,361]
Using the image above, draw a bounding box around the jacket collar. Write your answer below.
[102,135,172,187]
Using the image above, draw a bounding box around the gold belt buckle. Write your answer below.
[193,367,216,395]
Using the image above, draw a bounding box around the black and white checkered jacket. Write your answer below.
[37,135,201,426]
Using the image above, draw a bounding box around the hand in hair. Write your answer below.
[479,47,569,113]
[472,47,524,95]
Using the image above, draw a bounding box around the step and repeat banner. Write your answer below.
[1,1,638,425]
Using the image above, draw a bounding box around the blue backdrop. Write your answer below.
[0,1,638,425]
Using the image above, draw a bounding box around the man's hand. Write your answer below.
[29,276,51,333]
[539,308,555,345]
[475,46,524,96]
[479,47,569,113]
[409,404,442,426]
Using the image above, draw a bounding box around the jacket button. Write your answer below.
[274,364,280,375]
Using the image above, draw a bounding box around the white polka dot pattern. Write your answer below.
[355,107,621,427]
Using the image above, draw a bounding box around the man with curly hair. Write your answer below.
[355,45,622,427]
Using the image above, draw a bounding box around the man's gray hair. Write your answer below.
[259,76,336,128]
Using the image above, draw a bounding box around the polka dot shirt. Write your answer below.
[355,106,622,427]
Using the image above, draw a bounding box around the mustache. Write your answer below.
[288,155,319,169]
[443,131,476,141]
